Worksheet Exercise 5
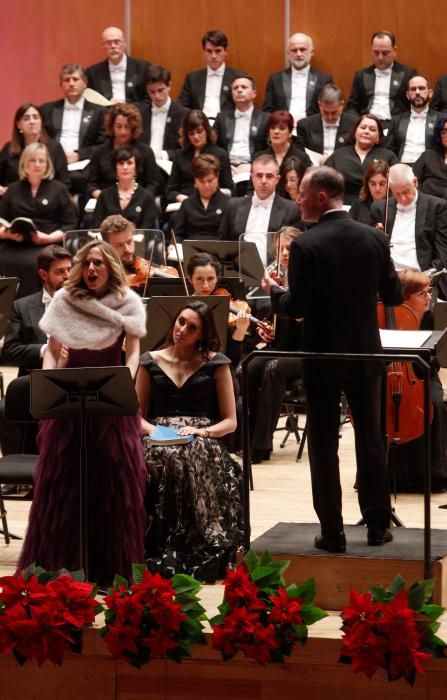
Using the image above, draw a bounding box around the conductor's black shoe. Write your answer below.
[367,528,393,546]
[314,532,346,553]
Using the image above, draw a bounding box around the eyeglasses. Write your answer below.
[416,287,432,297]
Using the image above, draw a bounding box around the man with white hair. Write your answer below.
[86,26,149,103]
[263,33,332,124]
[370,163,447,288]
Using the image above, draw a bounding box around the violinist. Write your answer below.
[186,251,249,366]
[248,226,303,463]
[389,270,447,492]
[93,146,158,229]
[100,215,149,292]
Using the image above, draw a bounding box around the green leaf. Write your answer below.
[299,603,328,625]
[408,582,426,611]
[419,603,445,622]
[251,565,278,582]
[131,564,146,584]
[370,585,387,602]
[288,578,316,604]
[292,623,309,639]
[112,574,129,589]
[243,549,260,572]
[387,574,406,598]
[172,573,202,592]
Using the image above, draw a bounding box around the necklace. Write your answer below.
[118,181,137,204]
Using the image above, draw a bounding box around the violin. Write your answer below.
[127,256,179,292]
[377,301,433,444]
[212,287,268,330]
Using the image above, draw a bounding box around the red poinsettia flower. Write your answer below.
[143,629,179,657]
[211,623,238,657]
[0,574,46,608]
[46,576,96,628]
[387,645,432,682]
[222,566,266,610]
[219,606,260,643]
[342,623,387,678]
[243,623,279,665]
[269,588,303,626]
[111,595,145,626]
[149,599,186,633]
[103,623,140,657]
[132,571,176,606]
[342,589,381,626]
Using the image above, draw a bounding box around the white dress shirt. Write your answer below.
[390,192,420,271]
[244,192,275,263]
[289,65,310,125]
[401,108,429,164]
[322,120,339,156]
[109,54,127,102]
[370,67,392,121]
[60,97,84,152]
[203,64,225,119]
[150,97,171,158]
[229,106,253,164]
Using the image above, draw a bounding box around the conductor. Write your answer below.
[263,166,403,552]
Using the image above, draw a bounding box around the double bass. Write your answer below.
[377,302,432,444]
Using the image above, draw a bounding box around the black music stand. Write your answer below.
[182,240,264,287]
[141,295,230,353]
[30,367,139,580]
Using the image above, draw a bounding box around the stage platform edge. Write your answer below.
[248,522,447,609]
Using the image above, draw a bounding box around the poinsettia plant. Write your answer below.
[339,575,446,685]
[0,564,97,666]
[98,565,206,667]
[210,549,327,665]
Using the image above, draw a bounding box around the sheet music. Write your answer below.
[380,329,431,348]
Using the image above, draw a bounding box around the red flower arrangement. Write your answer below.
[210,550,327,665]
[0,564,97,666]
[340,575,446,685]
[98,565,206,667]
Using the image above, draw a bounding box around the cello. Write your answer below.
[377,302,433,444]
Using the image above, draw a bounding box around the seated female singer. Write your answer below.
[0,103,70,196]
[93,145,157,229]
[389,269,447,492]
[325,114,398,204]
[136,300,243,582]
[349,160,390,225]
[186,251,250,366]
[0,143,77,297]
[174,154,230,242]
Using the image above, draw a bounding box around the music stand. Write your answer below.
[141,295,230,353]
[30,367,139,580]
[182,240,264,287]
[144,277,192,297]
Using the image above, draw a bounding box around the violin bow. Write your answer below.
[142,232,156,298]
[383,171,391,244]
[170,229,190,296]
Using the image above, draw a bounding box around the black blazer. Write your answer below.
[178,66,245,112]
[85,56,149,103]
[39,99,106,160]
[93,184,157,229]
[296,111,358,154]
[325,144,398,204]
[0,138,70,189]
[286,211,402,378]
[214,108,269,160]
[262,67,332,115]
[413,149,447,199]
[174,189,229,242]
[370,192,447,274]
[2,291,46,373]
[166,143,233,203]
[87,138,162,197]
[0,179,78,233]
[346,61,417,116]
[386,108,439,159]
[218,193,302,241]
[432,76,447,112]
[137,101,189,158]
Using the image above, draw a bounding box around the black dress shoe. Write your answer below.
[314,532,346,553]
[367,528,393,546]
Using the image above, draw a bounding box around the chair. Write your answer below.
[277,378,308,462]
[0,376,38,545]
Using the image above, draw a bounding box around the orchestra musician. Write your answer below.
[99,214,177,294]
[388,269,447,492]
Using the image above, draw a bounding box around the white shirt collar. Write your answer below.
[252,192,275,208]
[207,64,225,78]
[396,190,418,212]
[64,97,85,111]
[109,54,127,72]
